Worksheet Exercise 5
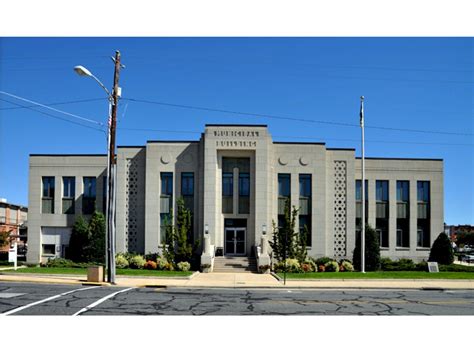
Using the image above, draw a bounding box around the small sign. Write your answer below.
[428,262,439,273]
[8,243,17,263]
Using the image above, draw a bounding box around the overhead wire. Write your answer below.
[0,98,105,133]
[122,97,474,137]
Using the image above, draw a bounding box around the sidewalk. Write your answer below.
[1,271,473,290]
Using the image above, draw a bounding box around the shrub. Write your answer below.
[46,258,74,268]
[380,257,395,270]
[313,257,334,267]
[145,253,159,262]
[341,260,354,272]
[144,260,157,270]
[397,258,416,271]
[429,232,454,265]
[163,261,175,271]
[157,258,168,270]
[177,261,191,272]
[300,263,313,273]
[324,260,340,272]
[129,255,146,269]
[353,225,381,271]
[274,258,302,273]
[115,254,129,269]
[318,265,326,272]
[304,259,317,272]
[87,211,106,263]
[439,264,474,272]
[415,261,428,271]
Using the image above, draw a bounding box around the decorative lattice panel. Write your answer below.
[125,158,139,252]
[333,161,347,257]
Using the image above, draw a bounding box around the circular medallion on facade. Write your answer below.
[278,156,288,166]
[182,153,193,164]
[299,156,309,166]
[160,154,171,164]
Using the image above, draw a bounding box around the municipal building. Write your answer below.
[27,124,444,266]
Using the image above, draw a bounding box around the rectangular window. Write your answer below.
[42,177,55,214]
[238,172,250,214]
[42,244,56,255]
[181,172,194,196]
[299,174,312,247]
[278,174,291,215]
[376,180,388,202]
[160,172,173,214]
[181,172,194,213]
[396,219,410,248]
[82,177,96,214]
[222,172,233,213]
[417,181,430,202]
[355,180,368,201]
[355,180,368,225]
[417,181,430,247]
[62,177,75,214]
[278,174,291,197]
[397,181,409,202]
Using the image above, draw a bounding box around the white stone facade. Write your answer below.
[27,124,444,264]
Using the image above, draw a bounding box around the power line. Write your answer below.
[0,98,105,111]
[122,97,474,137]
[0,98,105,133]
[0,91,104,127]
[118,127,473,147]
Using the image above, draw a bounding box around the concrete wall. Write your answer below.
[27,155,107,264]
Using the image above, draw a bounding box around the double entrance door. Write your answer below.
[224,227,246,256]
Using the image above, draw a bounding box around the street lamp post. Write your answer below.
[74,50,123,284]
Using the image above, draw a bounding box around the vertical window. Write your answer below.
[417,181,430,247]
[396,180,410,247]
[160,173,173,240]
[278,174,291,216]
[42,177,55,214]
[238,172,250,214]
[62,177,75,214]
[376,180,389,248]
[181,172,194,196]
[181,172,194,213]
[299,174,311,247]
[355,179,368,227]
[82,177,96,214]
[222,172,233,213]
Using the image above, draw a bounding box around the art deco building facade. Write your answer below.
[27,124,444,265]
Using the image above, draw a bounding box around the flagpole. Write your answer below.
[360,96,366,273]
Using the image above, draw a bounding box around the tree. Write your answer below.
[68,216,89,262]
[353,224,381,271]
[429,232,454,265]
[269,198,307,263]
[87,211,106,263]
[162,197,195,264]
[456,231,474,247]
[0,230,12,248]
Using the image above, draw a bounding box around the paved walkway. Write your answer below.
[1,271,473,289]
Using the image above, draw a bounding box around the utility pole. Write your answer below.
[106,50,122,284]
[360,96,366,274]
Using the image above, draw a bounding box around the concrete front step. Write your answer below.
[213,257,257,273]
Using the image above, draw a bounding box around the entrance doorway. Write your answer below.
[224,228,246,256]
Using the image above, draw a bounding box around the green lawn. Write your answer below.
[2,267,193,277]
[276,271,474,279]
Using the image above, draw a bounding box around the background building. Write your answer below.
[27,124,444,265]
[0,198,28,261]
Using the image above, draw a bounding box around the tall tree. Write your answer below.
[269,198,307,263]
[429,232,454,265]
[68,216,89,262]
[87,211,106,263]
[353,224,381,271]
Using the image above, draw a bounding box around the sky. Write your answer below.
[0,37,473,224]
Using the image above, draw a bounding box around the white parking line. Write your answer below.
[72,287,135,316]
[0,286,100,316]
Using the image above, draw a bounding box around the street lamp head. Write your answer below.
[74,65,93,77]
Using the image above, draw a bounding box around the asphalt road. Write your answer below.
[1,282,473,315]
